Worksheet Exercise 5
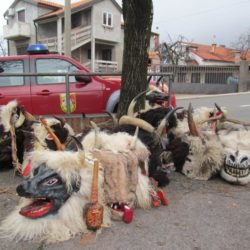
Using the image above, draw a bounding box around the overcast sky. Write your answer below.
[1,0,250,47]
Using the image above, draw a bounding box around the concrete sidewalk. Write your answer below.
[175,91,250,100]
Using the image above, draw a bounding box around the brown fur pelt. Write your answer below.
[92,148,150,220]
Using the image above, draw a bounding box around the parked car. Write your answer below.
[0,44,176,115]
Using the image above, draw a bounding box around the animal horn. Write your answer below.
[23,111,35,122]
[187,103,199,137]
[156,107,184,136]
[119,115,155,133]
[39,116,65,151]
[130,126,139,149]
[127,89,150,116]
[53,115,66,127]
[104,111,118,128]
[90,121,100,148]
[214,103,226,121]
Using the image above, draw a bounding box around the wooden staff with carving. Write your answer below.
[85,160,103,231]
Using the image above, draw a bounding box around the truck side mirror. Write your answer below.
[75,70,92,84]
[75,75,92,84]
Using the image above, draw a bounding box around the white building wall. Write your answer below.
[5,1,57,55]
[92,0,122,43]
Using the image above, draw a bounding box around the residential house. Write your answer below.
[3,0,159,73]
[3,0,63,55]
[184,42,250,65]
[161,42,250,85]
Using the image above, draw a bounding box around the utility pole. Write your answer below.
[64,0,71,57]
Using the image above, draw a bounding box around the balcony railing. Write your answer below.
[83,60,118,73]
[3,22,31,40]
[38,25,91,52]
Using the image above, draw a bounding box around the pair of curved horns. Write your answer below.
[127,89,151,116]
[201,103,250,127]
[156,107,184,136]
[120,107,182,137]
[53,115,66,127]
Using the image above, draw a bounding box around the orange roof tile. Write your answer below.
[35,0,63,8]
[36,0,93,20]
[186,42,250,63]
[148,51,160,59]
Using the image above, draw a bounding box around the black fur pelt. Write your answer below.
[0,120,34,168]
[137,107,177,130]
[45,123,70,151]
[114,124,169,187]
[165,132,189,173]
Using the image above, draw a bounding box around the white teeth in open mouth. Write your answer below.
[109,202,128,209]
[37,197,47,200]
[224,165,250,178]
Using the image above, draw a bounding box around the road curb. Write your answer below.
[176,91,250,100]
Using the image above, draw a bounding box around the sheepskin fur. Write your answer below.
[181,135,224,180]
[82,129,153,207]
[0,100,25,132]
[172,106,227,136]
[0,150,110,243]
[0,145,154,242]
[82,130,148,156]
[92,148,152,216]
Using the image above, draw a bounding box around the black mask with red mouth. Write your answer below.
[16,164,80,219]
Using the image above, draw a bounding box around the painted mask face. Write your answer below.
[16,163,80,218]
[221,149,250,185]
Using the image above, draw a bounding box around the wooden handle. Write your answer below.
[91,160,99,203]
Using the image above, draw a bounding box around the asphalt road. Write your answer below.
[176,92,250,122]
[0,93,250,250]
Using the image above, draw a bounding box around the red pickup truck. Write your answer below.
[0,45,176,115]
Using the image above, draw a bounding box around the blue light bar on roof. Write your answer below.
[26,44,49,54]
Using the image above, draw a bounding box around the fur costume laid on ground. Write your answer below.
[0,149,108,243]
[167,103,250,182]
[166,104,225,180]
[0,100,74,169]
[0,127,165,243]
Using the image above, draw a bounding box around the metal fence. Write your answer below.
[0,72,173,114]
[161,65,240,85]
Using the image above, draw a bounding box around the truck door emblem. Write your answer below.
[60,93,76,113]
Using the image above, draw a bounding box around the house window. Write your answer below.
[177,73,186,83]
[103,12,113,27]
[191,73,200,83]
[205,73,230,84]
[16,44,28,55]
[17,9,25,22]
[88,49,91,60]
[102,49,112,61]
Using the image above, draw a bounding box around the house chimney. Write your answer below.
[154,35,160,49]
[211,43,216,53]
[235,50,241,63]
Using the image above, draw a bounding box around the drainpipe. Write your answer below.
[3,15,10,55]
[64,0,71,57]
[33,20,38,43]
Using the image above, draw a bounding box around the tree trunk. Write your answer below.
[117,0,153,118]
